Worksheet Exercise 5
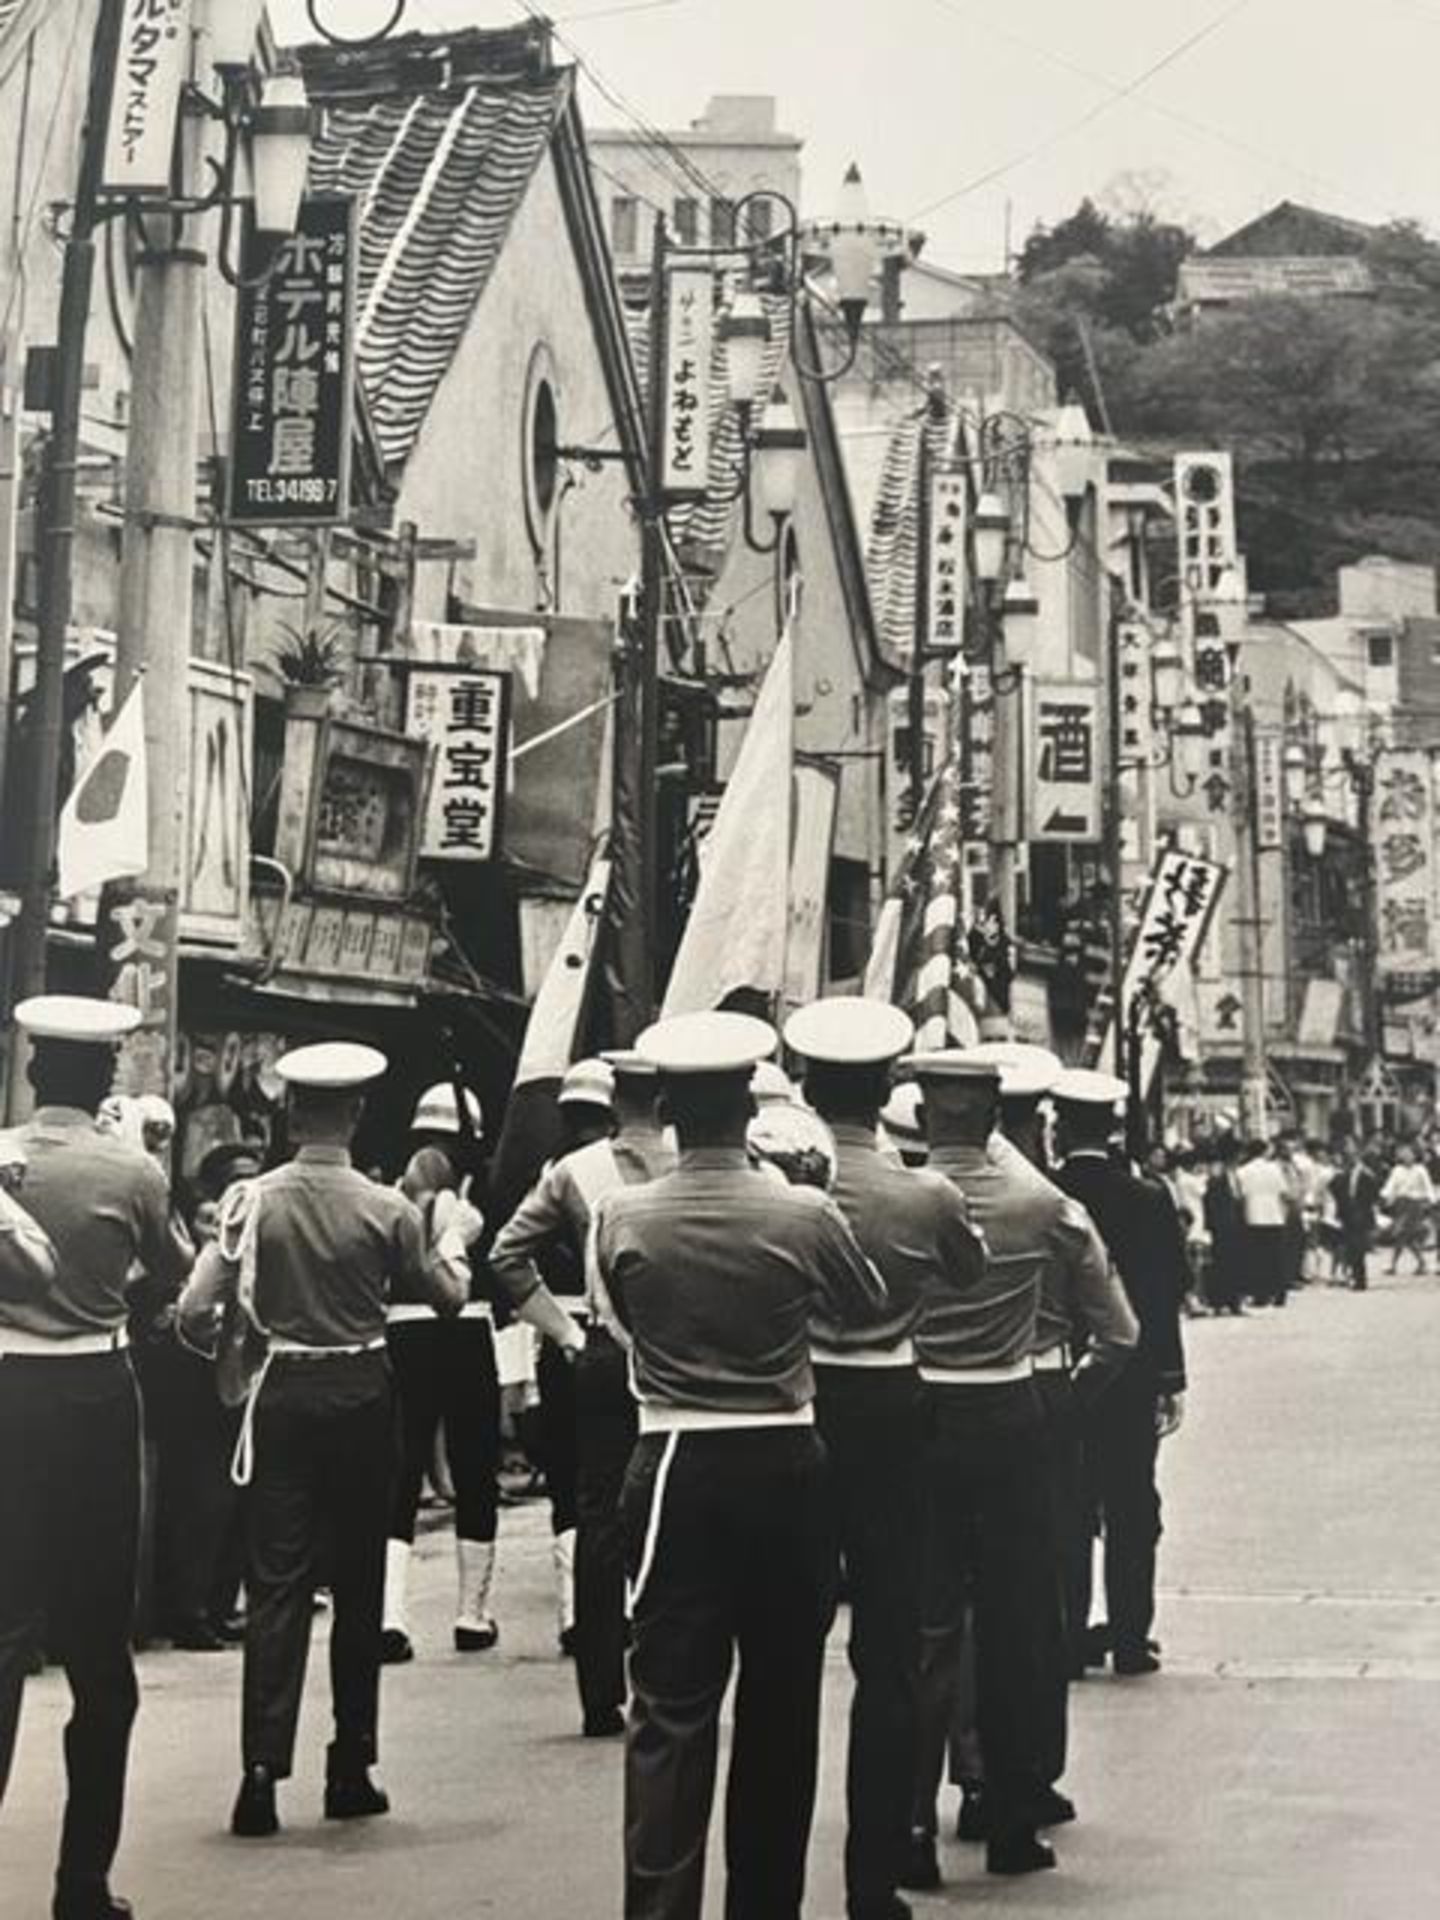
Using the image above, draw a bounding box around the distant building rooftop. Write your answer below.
[591,93,801,150]
[1176,255,1375,310]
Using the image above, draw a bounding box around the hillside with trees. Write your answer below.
[1012,201,1440,614]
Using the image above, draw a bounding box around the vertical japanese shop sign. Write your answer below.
[661,265,713,497]
[1031,682,1100,841]
[927,469,966,654]
[958,660,994,842]
[101,0,193,195]
[406,667,511,861]
[228,196,356,527]
[1253,730,1284,851]
[1373,748,1437,979]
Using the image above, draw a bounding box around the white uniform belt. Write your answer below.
[1032,1346,1070,1374]
[638,1402,815,1436]
[270,1336,388,1357]
[386,1302,492,1324]
[919,1357,1033,1386]
[813,1337,916,1370]
[0,1325,129,1357]
[557,1297,593,1320]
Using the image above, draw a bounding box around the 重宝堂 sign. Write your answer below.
[101,0,192,196]
[661,265,714,497]
[406,667,511,862]
[228,196,356,526]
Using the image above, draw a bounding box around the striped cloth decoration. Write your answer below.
[307,70,570,472]
[864,757,989,1048]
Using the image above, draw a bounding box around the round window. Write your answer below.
[522,345,560,553]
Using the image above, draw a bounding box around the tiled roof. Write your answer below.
[863,406,959,661]
[305,56,570,470]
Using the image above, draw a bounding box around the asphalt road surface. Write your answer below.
[4,1257,1438,1918]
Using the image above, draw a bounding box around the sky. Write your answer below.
[273,0,1440,268]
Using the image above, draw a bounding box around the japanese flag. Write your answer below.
[56,680,149,901]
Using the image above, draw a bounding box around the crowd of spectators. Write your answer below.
[1146,1129,1440,1313]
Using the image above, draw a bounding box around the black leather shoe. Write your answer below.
[897,1830,941,1891]
[324,1770,390,1821]
[1032,1786,1077,1827]
[582,1708,625,1738]
[848,1896,912,1920]
[955,1783,988,1842]
[987,1833,1056,1876]
[53,1888,133,1920]
[231,1765,279,1837]
[380,1627,414,1665]
[1114,1646,1162,1676]
[454,1621,499,1652]
[169,1616,227,1653]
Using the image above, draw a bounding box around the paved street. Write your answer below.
[4,1260,1439,1919]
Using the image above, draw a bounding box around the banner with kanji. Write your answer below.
[1099,845,1227,1088]
[406,667,511,861]
[1373,748,1439,984]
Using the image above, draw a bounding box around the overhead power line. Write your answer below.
[910,0,1253,222]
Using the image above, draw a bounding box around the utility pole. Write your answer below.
[9,0,126,1028]
[104,68,215,1097]
[607,215,666,1039]
[1234,698,1270,1138]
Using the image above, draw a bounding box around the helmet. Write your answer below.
[746,1104,836,1190]
[559,1057,615,1111]
[410,1081,484,1138]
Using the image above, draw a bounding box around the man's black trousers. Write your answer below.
[387,1316,500,1544]
[574,1329,637,1724]
[1084,1377,1162,1662]
[813,1363,924,1916]
[0,1350,141,1909]
[620,1425,837,1920]
[911,1379,1052,1847]
[242,1351,392,1777]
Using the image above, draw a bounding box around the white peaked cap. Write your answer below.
[559,1057,615,1109]
[274,1041,388,1090]
[636,1011,778,1077]
[966,1041,1064,1100]
[784,996,915,1065]
[15,995,141,1042]
[1052,1067,1129,1107]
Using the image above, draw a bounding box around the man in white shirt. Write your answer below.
[1234,1141,1290,1307]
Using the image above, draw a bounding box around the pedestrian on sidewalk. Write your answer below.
[1380,1144,1436,1275]
[1054,1070,1187,1681]
[381,1082,507,1664]
[177,1041,471,1840]
[0,996,192,1920]
[1203,1139,1247,1314]
[1235,1139,1290,1307]
[593,1012,886,1920]
[1331,1142,1380,1290]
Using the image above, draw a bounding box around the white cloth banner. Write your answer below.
[513,851,612,1087]
[57,681,148,901]
[662,630,794,1016]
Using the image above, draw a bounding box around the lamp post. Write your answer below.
[597,175,882,1031]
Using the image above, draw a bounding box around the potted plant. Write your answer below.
[276,622,343,718]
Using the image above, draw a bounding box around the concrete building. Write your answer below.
[588,93,803,290]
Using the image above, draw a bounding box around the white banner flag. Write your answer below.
[662,630,794,1015]
[57,680,148,900]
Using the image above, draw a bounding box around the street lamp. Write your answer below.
[973,491,1010,587]
[720,290,770,416]
[1000,575,1039,667]
[1301,797,1329,860]
[822,164,882,342]
[745,386,805,552]
[250,75,313,238]
[1051,402,1093,505]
